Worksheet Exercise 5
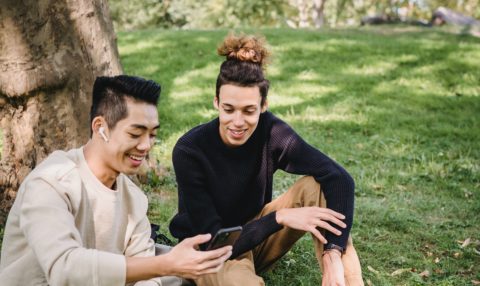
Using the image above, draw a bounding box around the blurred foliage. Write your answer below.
[108,0,183,29]
[108,0,479,30]
[108,0,291,30]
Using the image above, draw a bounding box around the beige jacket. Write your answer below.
[0,148,162,286]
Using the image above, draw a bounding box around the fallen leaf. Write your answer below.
[454,252,461,258]
[463,190,473,198]
[396,185,407,191]
[372,184,383,190]
[368,265,380,275]
[391,268,410,276]
[427,251,433,257]
[419,270,430,278]
[472,280,480,285]
[461,238,471,248]
[434,257,440,263]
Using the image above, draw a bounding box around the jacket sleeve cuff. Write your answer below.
[97,252,126,285]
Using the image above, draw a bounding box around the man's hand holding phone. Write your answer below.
[163,233,232,280]
[206,226,242,250]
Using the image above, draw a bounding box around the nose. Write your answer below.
[137,135,153,151]
[232,112,245,127]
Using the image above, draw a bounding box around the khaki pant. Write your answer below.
[195,176,364,286]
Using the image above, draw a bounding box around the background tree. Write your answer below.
[289,0,328,28]
[0,0,122,222]
[313,0,328,28]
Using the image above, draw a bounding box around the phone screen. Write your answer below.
[206,226,242,250]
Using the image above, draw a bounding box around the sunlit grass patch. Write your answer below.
[344,60,398,76]
[172,63,217,86]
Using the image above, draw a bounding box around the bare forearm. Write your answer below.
[321,250,345,285]
[126,235,232,283]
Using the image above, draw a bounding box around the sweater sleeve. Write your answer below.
[19,178,126,286]
[172,145,223,240]
[230,212,283,258]
[275,124,355,249]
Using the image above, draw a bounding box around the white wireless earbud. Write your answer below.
[99,127,109,142]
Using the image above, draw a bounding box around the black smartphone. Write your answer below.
[206,226,242,250]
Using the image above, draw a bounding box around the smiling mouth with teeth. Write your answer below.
[128,154,145,161]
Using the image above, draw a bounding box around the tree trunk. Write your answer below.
[297,0,310,28]
[312,0,327,28]
[0,0,122,222]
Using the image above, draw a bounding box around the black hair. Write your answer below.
[90,75,161,133]
[215,60,269,106]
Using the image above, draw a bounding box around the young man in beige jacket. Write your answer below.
[0,75,231,286]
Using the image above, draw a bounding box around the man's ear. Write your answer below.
[261,99,268,113]
[213,96,219,110]
[91,116,109,138]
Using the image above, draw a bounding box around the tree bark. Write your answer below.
[312,0,327,28]
[0,0,122,222]
[297,0,310,28]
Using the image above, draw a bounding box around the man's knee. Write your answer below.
[292,176,322,207]
[196,257,264,286]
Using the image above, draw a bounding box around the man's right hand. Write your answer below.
[275,207,346,244]
[163,234,232,279]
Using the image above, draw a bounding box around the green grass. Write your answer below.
[118,26,480,285]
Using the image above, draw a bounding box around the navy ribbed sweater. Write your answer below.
[169,111,354,258]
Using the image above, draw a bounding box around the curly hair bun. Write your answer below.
[217,33,270,65]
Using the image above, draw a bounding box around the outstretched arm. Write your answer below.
[20,178,230,286]
[126,234,232,282]
[124,206,232,284]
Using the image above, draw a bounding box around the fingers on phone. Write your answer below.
[207,245,232,258]
[186,233,212,247]
[199,247,232,274]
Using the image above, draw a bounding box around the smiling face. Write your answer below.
[100,97,159,175]
[214,84,267,148]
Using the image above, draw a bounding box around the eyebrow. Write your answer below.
[130,124,160,130]
[222,103,258,109]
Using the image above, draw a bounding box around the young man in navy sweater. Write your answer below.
[169,35,364,286]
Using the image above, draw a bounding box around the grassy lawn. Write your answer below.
[118,27,480,285]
